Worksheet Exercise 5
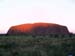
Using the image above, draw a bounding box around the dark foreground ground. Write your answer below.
[0,34,75,56]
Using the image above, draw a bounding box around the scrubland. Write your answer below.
[0,34,75,56]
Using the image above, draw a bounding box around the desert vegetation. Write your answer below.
[0,34,75,56]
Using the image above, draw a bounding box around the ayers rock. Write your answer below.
[7,22,70,35]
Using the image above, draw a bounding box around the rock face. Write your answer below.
[7,23,70,35]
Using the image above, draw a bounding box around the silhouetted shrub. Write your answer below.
[54,34,59,38]
[69,33,73,37]
[0,41,17,49]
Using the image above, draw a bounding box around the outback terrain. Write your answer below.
[0,22,75,56]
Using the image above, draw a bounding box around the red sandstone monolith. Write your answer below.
[7,23,69,35]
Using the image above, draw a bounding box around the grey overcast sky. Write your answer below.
[0,0,75,33]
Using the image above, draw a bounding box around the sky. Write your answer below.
[0,0,75,34]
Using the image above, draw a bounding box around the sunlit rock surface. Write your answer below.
[7,22,70,35]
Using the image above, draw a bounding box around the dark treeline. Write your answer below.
[0,33,75,38]
[0,34,6,36]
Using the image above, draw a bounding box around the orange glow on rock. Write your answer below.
[10,22,61,32]
[7,22,69,35]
